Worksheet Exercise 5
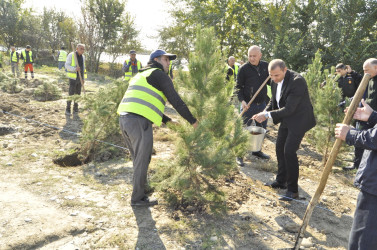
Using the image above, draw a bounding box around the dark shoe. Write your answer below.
[264,180,287,189]
[65,109,71,115]
[279,191,299,201]
[252,151,270,160]
[236,157,245,167]
[343,165,356,171]
[131,197,158,207]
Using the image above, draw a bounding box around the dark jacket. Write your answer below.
[338,71,362,99]
[347,111,377,196]
[236,60,270,104]
[141,61,196,125]
[266,70,316,136]
[365,76,377,111]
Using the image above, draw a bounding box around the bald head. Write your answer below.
[248,45,262,66]
[363,58,377,78]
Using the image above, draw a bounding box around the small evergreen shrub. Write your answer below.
[33,80,62,101]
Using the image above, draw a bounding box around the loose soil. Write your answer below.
[0,72,359,249]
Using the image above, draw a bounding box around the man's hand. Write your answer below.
[241,101,248,111]
[353,99,373,121]
[252,112,267,124]
[335,123,351,141]
[192,121,199,129]
[76,66,81,72]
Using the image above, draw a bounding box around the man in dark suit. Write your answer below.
[253,59,316,201]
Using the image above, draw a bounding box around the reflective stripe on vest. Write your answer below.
[58,50,67,62]
[22,50,33,63]
[67,53,87,80]
[117,68,167,126]
[10,51,18,62]
[124,60,141,80]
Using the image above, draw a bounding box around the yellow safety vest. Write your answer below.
[22,50,33,63]
[10,51,18,63]
[124,60,141,80]
[58,50,67,62]
[117,68,167,126]
[228,64,239,82]
[67,53,87,80]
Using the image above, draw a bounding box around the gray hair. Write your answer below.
[268,59,286,71]
[76,44,86,49]
[228,56,235,61]
[248,45,261,54]
[364,58,377,67]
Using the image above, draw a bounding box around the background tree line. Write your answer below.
[159,0,377,73]
[0,0,141,74]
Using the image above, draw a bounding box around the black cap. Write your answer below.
[129,50,136,54]
[26,45,31,49]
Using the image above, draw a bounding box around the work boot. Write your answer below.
[131,196,158,207]
[343,165,357,171]
[279,191,299,201]
[252,151,270,160]
[236,157,245,167]
[264,180,287,189]
[31,72,34,79]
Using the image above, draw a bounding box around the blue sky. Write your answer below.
[23,0,172,50]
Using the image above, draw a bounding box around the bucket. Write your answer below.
[246,120,266,152]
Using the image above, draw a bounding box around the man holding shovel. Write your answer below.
[253,59,316,201]
[65,44,87,115]
[235,45,270,166]
[335,58,377,250]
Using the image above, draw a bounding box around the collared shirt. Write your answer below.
[266,79,284,118]
[276,79,284,108]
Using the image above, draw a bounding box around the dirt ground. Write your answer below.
[0,72,360,249]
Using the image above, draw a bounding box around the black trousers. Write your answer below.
[275,125,304,193]
[349,190,377,250]
[66,78,81,111]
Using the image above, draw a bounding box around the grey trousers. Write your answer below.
[119,114,153,202]
[11,62,19,77]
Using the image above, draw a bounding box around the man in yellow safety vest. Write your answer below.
[65,44,87,115]
[20,45,35,79]
[117,49,198,206]
[123,50,142,80]
[57,46,67,70]
[9,46,20,77]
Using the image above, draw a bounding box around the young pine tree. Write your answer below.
[152,27,248,212]
[305,51,343,164]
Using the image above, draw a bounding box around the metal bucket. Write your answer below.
[246,123,266,152]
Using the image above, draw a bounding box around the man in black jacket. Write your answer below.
[253,59,316,201]
[344,59,377,171]
[335,98,377,249]
[117,49,198,207]
[336,63,362,102]
[235,45,270,166]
